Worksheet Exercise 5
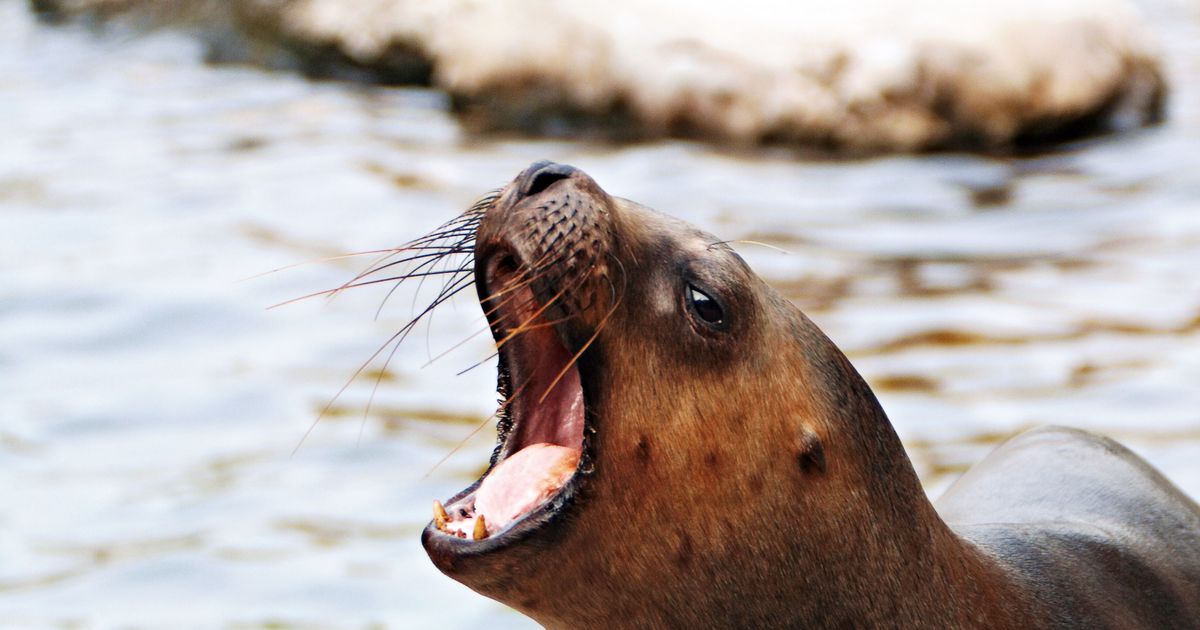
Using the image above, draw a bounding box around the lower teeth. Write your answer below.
[434,442,580,539]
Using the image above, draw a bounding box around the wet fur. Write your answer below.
[421,164,1200,628]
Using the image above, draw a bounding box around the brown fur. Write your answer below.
[424,162,1200,629]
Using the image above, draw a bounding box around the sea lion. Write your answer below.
[418,161,1200,628]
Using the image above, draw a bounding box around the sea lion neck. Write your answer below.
[737,302,1041,627]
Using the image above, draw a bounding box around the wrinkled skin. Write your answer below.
[422,162,1200,629]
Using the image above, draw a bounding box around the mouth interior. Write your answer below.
[434,255,585,540]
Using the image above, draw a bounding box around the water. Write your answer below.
[1,1,1198,627]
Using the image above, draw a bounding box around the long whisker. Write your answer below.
[466,252,561,319]
[294,268,480,455]
[362,225,498,439]
[419,239,478,358]
[365,273,479,406]
[452,259,589,377]
[407,262,552,375]
[238,249,410,282]
[354,245,475,281]
[419,325,491,369]
[536,262,617,405]
[537,253,628,405]
[420,376,535,478]
[361,275,476,441]
[336,243,474,300]
[271,269,472,310]
[406,245,555,366]
[290,192,501,455]
[707,239,792,255]
[336,210,482,290]
[493,266,592,351]
[420,267,557,373]
[382,259,465,321]
[385,248,475,321]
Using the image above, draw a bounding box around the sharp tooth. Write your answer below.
[433,500,448,529]
[473,515,489,541]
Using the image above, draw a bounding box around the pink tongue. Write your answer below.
[474,443,580,533]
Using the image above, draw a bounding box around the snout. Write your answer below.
[473,161,618,349]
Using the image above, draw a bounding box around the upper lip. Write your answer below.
[422,245,593,554]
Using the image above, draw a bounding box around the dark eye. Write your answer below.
[687,284,725,327]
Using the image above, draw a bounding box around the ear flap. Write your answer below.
[797,427,826,475]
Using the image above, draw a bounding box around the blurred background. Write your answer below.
[1,0,1198,627]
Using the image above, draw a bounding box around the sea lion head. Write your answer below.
[421,162,929,628]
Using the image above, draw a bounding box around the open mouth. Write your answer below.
[427,251,589,546]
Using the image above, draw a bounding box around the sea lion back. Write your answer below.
[937,426,1200,629]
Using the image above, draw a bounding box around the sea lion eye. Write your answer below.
[686,284,725,327]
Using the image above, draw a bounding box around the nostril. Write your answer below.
[519,162,577,197]
[526,171,570,196]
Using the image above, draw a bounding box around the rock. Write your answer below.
[33,0,1167,153]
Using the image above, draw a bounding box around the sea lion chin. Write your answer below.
[420,162,1200,629]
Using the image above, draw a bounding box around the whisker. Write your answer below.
[238,249,409,282]
[292,324,412,456]
[271,269,474,310]
[420,376,534,479]
[708,239,792,255]
[336,243,473,298]
[334,211,481,289]
[353,245,474,280]
[493,267,591,349]
[290,193,501,454]
[455,351,499,377]
[469,265,546,314]
[419,325,491,369]
[473,250,567,307]
[454,260,592,378]
[385,250,474,321]
[420,251,481,357]
[424,267,556,375]
[535,265,615,406]
[451,256,588,376]
[353,272,480,439]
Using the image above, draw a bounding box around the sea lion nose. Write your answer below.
[515,161,578,199]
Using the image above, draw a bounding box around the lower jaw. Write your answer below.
[434,442,581,541]
[424,416,597,559]
[422,465,585,563]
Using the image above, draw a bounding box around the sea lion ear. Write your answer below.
[797,428,827,475]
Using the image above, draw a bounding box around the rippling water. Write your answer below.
[2,1,1199,627]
